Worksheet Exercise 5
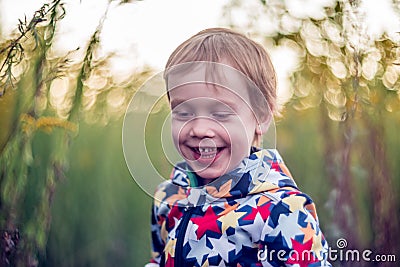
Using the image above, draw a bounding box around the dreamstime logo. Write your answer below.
[257,238,397,263]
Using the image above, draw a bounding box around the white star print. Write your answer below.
[186,235,212,266]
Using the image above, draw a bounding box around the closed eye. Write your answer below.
[172,110,195,120]
[211,112,235,120]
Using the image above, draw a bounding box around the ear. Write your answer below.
[255,116,272,135]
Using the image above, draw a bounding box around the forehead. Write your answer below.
[166,62,261,106]
[166,62,258,94]
[169,83,249,109]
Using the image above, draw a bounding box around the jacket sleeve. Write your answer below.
[145,202,164,266]
[260,191,331,266]
[146,179,183,267]
[146,181,170,267]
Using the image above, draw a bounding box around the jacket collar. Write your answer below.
[171,148,297,207]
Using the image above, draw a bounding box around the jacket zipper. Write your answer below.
[174,206,194,267]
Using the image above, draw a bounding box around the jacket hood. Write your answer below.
[171,148,297,207]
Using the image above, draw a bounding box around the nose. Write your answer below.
[188,117,215,138]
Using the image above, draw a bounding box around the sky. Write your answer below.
[0,0,399,104]
[0,0,229,69]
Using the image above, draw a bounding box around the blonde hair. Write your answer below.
[165,28,278,117]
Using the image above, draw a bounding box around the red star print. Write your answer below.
[168,204,183,229]
[286,238,318,267]
[242,202,272,221]
[271,161,281,172]
[165,257,174,267]
[191,206,221,239]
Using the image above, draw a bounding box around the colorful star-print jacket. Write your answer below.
[147,148,331,267]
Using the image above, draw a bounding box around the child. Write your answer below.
[146,28,331,267]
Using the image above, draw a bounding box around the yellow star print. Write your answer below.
[206,180,233,198]
[219,203,239,216]
[257,195,271,206]
[248,180,278,194]
[161,221,168,243]
[218,208,247,232]
[301,222,316,242]
[164,238,176,257]
[154,187,166,207]
[311,231,324,260]
[282,195,306,212]
[201,259,209,267]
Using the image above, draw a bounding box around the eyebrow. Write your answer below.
[170,97,241,111]
[170,98,185,109]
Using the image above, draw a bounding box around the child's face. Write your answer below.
[169,83,260,180]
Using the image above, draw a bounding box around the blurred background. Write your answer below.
[0,0,399,266]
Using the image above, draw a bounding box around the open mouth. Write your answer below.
[190,146,224,161]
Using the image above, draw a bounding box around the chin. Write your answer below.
[192,165,228,180]
[196,171,221,180]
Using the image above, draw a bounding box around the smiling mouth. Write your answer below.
[190,146,223,160]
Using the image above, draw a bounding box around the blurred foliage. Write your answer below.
[224,0,400,266]
[0,0,152,266]
[44,121,150,267]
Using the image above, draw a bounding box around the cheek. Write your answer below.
[229,132,252,151]
[171,121,184,145]
[243,115,258,141]
[225,119,256,145]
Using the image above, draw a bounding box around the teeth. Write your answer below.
[198,147,217,153]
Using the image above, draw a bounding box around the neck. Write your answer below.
[198,177,216,186]
[187,170,216,187]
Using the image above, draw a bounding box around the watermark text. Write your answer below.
[257,238,397,263]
